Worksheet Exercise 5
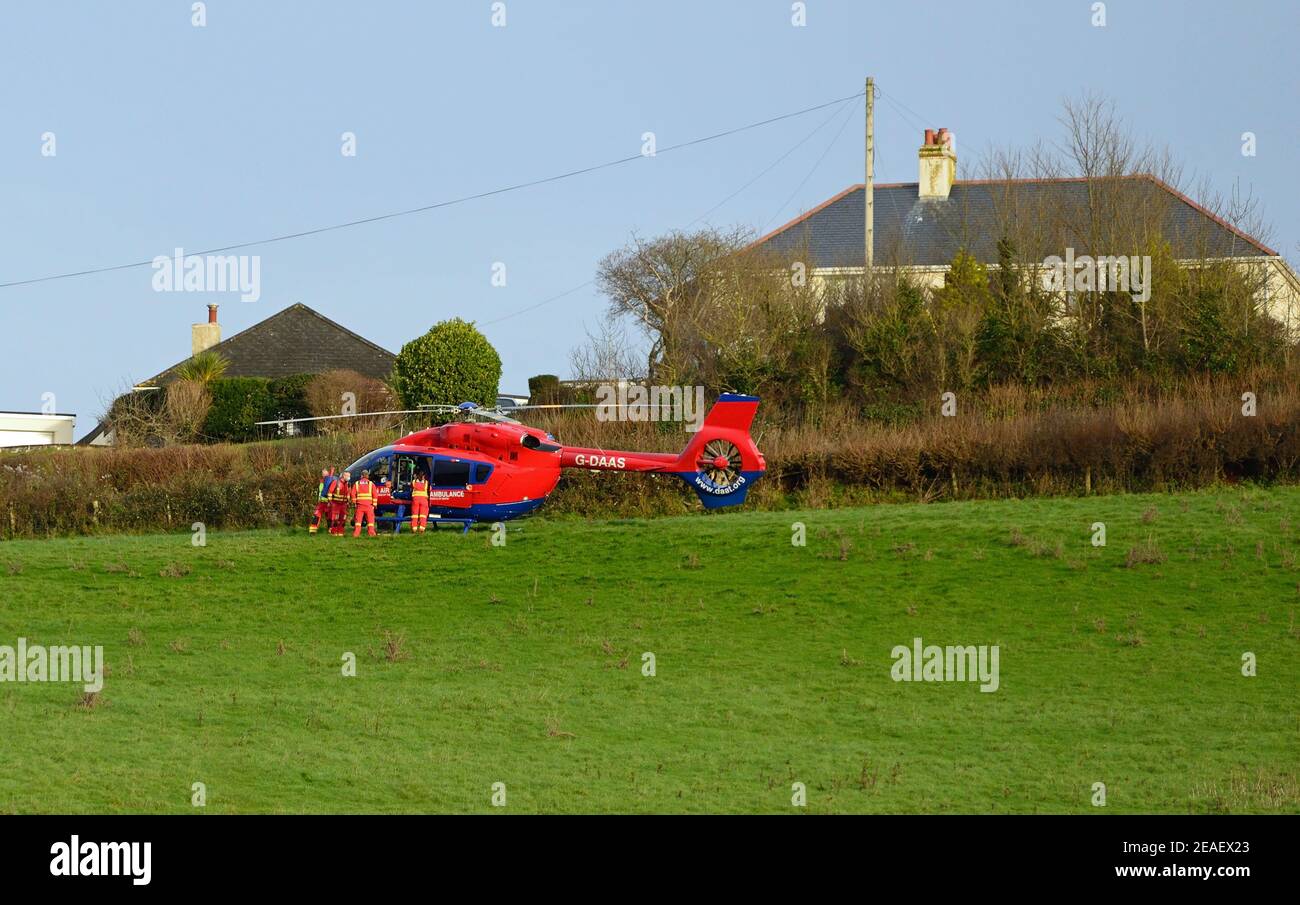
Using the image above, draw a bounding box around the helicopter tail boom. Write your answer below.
[558,394,765,509]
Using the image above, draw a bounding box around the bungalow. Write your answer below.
[751,129,1300,330]
[78,303,396,445]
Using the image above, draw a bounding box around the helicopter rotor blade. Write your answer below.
[255,403,521,427]
[253,409,429,426]
[499,404,657,411]
[254,402,664,426]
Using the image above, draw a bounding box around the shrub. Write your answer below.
[106,387,169,447]
[204,378,274,443]
[163,379,212,444]
[528,374,561,404]
[304,369,394,433]
[391,318,501,408]
[267,374,314,422]
[173,350,230,384]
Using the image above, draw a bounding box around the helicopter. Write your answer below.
[257,394,765,531]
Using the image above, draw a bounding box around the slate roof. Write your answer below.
[753,175,1277,269]
[76,304,394,444]
[148,303,395,384]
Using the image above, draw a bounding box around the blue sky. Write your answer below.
[2,0,1297,432]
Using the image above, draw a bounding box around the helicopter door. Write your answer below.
[429,457,474,510]
[391,454,425,500]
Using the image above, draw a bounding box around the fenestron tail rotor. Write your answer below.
[699,439,742,487]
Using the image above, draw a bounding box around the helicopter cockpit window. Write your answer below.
[364,454,390,485]
[346,450,392,485]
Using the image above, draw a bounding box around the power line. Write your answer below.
[483,95,861,327]
[763,97,859,232]
[879,93,925,134]
[0,91,865,291]
[486,86,943,329]
[688,96,858,227]
[480,278,594,327]
[878,87,933,133]
[481,86,938,328]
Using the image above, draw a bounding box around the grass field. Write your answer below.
[1,487,1298,814]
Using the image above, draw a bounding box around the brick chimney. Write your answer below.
[192,304,221,355]
[918,128,956,199]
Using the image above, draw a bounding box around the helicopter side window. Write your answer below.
[472,464,493,484]
[432,459,472,487]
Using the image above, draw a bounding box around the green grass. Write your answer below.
[1,486,1298,814]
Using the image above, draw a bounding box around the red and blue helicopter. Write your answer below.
[263,394,765,531]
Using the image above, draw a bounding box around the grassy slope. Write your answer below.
[1,487,1297,814]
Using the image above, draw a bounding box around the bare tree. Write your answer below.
[568,317,644,383]
[596,226,752,381]
[684,243,829,400]
[101,382,192,447]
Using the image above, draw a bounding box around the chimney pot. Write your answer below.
[192,305,222,356]
[924,128,936,146]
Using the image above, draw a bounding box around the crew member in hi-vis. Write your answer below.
[309,467,335,534]
[351,469,378,537]
[409,470,430,533]
[329,470,351,535]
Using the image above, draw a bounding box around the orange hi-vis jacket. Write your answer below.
[410,479,429,501]
[351,478,376,505]
[329,479,350,503]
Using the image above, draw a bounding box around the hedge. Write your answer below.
[198,374,315,442]
[204,378,275,443]
[267,374,314,422]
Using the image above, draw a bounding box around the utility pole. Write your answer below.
[865,76,874,276]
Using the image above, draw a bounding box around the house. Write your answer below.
[0,411,77,448]
[750,129,1300,329]
[78,303,396,445]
